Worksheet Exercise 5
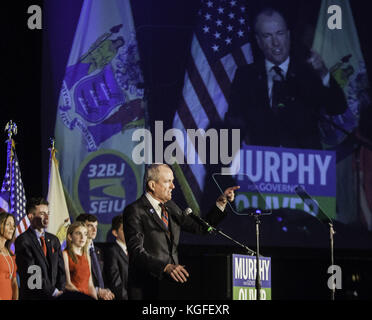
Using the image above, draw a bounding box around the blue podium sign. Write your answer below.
[232,254,272,300]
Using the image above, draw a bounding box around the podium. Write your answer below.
[232,254,271,300]
[183,252,272,300]
[155,251,272,300]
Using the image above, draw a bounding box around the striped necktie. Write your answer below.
[271,65,285,108]
[159,203,169,229]
[271,65,285,81]
[40,236,47,256]
[90,246,105,288]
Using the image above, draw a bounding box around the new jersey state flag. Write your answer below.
[313,0,370,146]
[313,0,371,229]
[54,0,146,241]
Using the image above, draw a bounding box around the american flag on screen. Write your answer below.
[172,0,253,208]
[0,139,29,236]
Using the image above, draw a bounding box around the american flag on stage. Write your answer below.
[172,0,253,208]
[0,139,29,236]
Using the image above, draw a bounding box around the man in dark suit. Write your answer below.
[76,213,115,300]
[104,215,129,300]
[225,7,347,149]
[123,163,239,300]
[15,197,66,300]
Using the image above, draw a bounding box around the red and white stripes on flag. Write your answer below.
[0,139,29,237]
[173,0,253,199]
[16,215,30,237]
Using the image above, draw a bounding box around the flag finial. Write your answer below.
[50,137,55,150]
[4,120,17,140]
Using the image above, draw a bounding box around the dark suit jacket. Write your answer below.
[90,243,105,289]
[15,227,66,300]
[122,195,226,300]
[104,242,129,300]
[225,57,348,149]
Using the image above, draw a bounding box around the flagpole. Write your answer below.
[50,137,55,150]
[49,137,56,162]
[4,121,17,199]
[46,136,71,241]
[48,137,56,196]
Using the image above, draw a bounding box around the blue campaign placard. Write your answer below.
[232,254,271,300]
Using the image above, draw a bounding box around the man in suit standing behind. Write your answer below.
[123,163,239,300]
[225,7,347,149]
[15,197,66,300]
[104,215,129,300]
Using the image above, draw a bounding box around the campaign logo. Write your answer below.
[58,24,145,151]
[74,150,141,224]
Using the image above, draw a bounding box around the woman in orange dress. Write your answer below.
[0,212,18,300]
[62,221,97,299]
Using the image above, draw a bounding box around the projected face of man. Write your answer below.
[255,11,290,65]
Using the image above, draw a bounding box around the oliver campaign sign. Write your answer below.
[232,254,271,300]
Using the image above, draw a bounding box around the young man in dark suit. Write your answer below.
[225,7,347,149]
[104,215,129,300]
[15,197,66,300]
[123,163,239,300]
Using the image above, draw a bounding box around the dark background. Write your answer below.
[1,0,372,299]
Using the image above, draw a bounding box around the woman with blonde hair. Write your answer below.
[0,212,18,300]
[62,221,97,299]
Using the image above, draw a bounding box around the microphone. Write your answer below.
[294,185,330,222]
[294,185,318,211]
[184,208,215,233]
[247,208,272,216]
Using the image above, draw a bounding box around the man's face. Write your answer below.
[113,223,125,244]
[255,12,290,65]
[85,220,98,240]
[28,204,49,231]
[150,166,175,203]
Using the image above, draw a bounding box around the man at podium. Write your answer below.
[123,163,239,300]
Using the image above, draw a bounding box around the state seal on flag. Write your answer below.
[58,26,145,151]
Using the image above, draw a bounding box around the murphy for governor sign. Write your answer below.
[232,145,336,220]
[233,254,271,300]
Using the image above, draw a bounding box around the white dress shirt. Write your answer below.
[145,192,225,219]
[265,57,290,107]
[116,239,128,256]
[32,227,46,247]
[265,57,330,107]
[145,192,163,220]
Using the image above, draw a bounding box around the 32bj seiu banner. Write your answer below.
[54,0,146,240]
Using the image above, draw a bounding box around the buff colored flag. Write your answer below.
[46,146,70,244]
